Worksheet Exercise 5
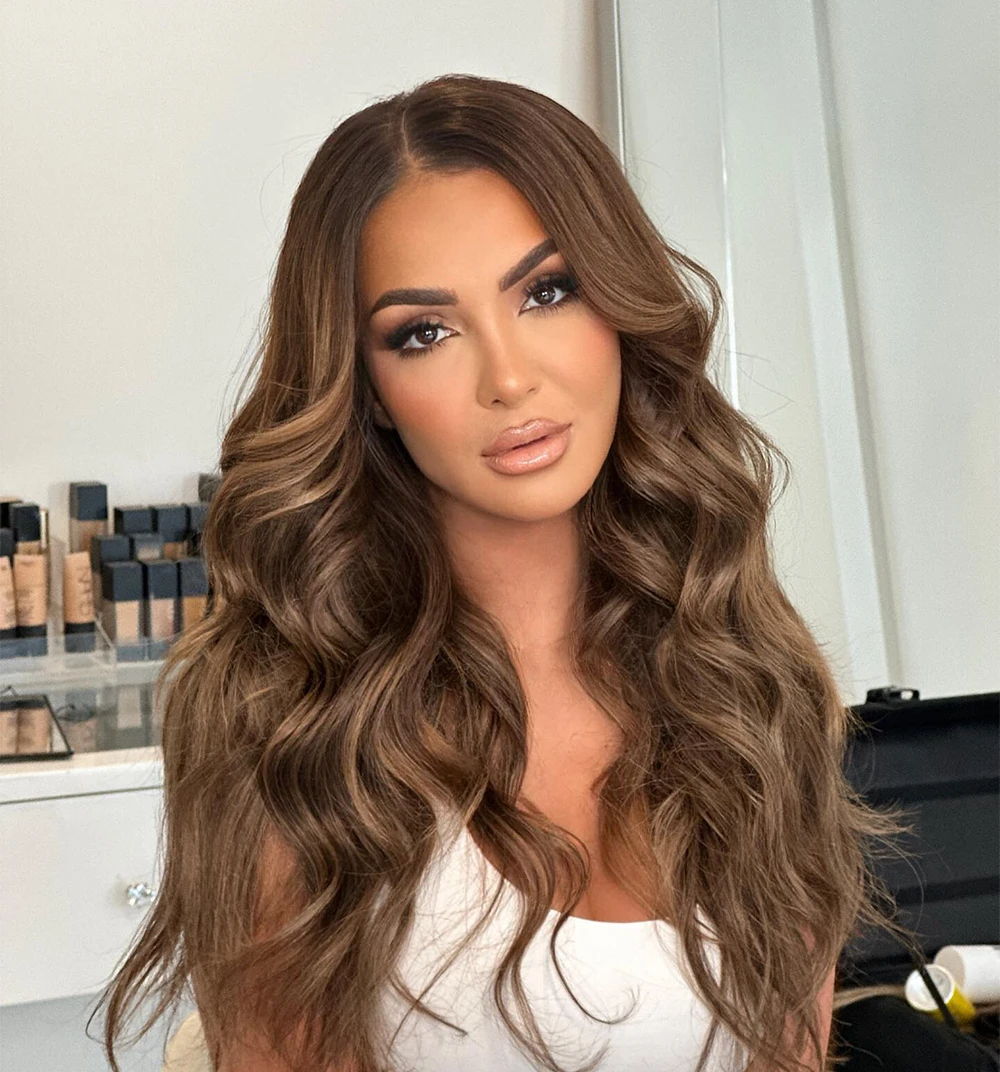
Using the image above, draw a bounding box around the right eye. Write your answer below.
[384,319,454,357]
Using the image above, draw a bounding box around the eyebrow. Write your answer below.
[365,237,558,321]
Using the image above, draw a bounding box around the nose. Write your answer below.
[474,319,543,409]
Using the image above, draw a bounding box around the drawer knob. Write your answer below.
[125,881,156,907]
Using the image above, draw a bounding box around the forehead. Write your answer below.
[357,169,548,294]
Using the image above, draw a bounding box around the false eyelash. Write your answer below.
[385,271,580,356]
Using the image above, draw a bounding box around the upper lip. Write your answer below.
[482,418,570,456]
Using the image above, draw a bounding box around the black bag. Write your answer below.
[833,687,1000,1069]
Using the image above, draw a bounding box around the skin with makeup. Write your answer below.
[360,167,641,923]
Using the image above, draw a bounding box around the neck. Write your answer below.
[436,497,583,672]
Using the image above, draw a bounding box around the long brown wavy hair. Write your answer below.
[94,73,922,1072]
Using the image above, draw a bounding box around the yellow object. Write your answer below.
[904,964,977,1026]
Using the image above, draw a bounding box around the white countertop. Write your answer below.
[0,745,163,804]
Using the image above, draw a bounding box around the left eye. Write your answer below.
[522,272,578,313]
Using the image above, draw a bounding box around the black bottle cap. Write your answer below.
[91,534,131,573]
[0,500,23,529]
[11,503,41,542]
[0,528,12,560]
[185,502,208,534]
[102,560,143,602]
[142,559,179,599]
[177,556,208,597]
[150,504,188,542]
[129,532,164,558]
[69,482,108,521]
[113,505,154,535]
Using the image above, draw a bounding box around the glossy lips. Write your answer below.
[482,423,571,475]
[482,418,570,456]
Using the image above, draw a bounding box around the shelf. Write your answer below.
[0,610,169,691]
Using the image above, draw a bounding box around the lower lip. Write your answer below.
[483,426,571,474]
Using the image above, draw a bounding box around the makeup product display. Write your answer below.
[152,505,188,560]
[142,559,178,660]
[0,693,72,760]
[113,505,154,536]
[129,532,164,563]
[11,503,41,555]
[12,553,48,656]
[62,551,96,653]
[69,482,109,555]
[177,556,208,631]
[101,561,144,661]
[90,533,131,616]
[0,476,209,668]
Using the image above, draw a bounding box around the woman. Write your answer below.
[96,73,920,1072]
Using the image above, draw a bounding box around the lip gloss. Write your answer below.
[483,426,572,475]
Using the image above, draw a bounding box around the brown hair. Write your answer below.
[94,73,921,1072]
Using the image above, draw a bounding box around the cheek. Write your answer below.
[383,377,467,454]
[571,323,621,407]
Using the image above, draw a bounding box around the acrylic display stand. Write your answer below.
[0,607,172,692]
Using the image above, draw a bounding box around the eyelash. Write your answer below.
[383,271,580,357]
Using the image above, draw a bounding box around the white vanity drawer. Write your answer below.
[0,787,163,1005]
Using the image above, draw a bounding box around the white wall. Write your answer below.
[821,0,999,698]
[618,0,998,702]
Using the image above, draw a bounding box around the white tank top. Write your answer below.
[378,808,749,1071]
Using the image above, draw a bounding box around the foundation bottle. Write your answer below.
[0,498,23,530]
[152,505,188,560]
[113,505,153,537]
[129,532,164,563]
[11,503,41,555]
[0,557,18,659]
[141,559,178,660]
[17,701,52,754]
[63,550,96,653]
[90,534,130,617]
[178,556,208,631]
[184,502,207,556]
[101,560,143,661]
[69,482,109,555]
[13,552,48,656]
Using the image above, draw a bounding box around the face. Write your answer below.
[358,167,621,526]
